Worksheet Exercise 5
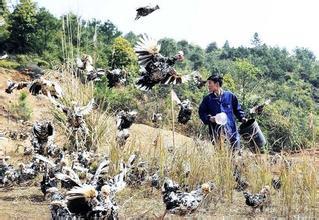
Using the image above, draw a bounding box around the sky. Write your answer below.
[25,0,319,56]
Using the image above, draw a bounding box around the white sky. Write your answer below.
[31,0,319,57]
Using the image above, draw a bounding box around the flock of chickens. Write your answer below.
[0,3,283,219]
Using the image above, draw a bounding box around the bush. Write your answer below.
[9,92,33,121]
[0,60,20,69]
[259,100,314,152]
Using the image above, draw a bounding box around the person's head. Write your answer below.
[207,74,223,92]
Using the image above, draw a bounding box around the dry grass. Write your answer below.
[0,69,318,219]
[52,70,319,218]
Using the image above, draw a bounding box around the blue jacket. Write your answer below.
[199,90,245,138]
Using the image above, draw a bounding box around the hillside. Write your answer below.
[0,68,318,219]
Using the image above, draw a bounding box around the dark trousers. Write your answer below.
[209,123,241,151]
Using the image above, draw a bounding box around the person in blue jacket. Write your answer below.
[199,74,247,151]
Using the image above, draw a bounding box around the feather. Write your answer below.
[76,57,84,68]
[91,159,110,186]
[77,98,95,116]
[66,184,97,200]
[55,173,82,187]
[34,154,56,167]
[171,90,181,105]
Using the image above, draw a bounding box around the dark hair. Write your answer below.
[207,74,223,87]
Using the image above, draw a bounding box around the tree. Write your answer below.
[0,0,9,16]
[220,40,234,59]
[205,42,218,53]
[99,20,121,45]
[233,59,261,107]
[33,8,60,55]
[7,0,37,53]
[108,37,137,71]
[124,31,138,46]
[251,32,262,47]
[159,38,177,57]
[294,47,316,82]
[0,0,9,51]
[189,46,205,70]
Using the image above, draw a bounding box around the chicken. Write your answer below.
[66,185,98,216]
[271,177,281,190]
[0,52,8,60]
[135,34,190,90]
[162,178,211,217]
[5,77,63,99]
[192,71,206,89]
[31,121,55,156]
[233,166,249,191]
[76,54,108,83]
[20,64,44,79]
[243,186,271,212]
[249,99,271,115]
[135,5,160,20]
[106,69,127,87]
[177,99,192,124]
[116,110,137,131]
[50,98,95,151]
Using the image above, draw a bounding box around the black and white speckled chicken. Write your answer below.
[86,68,107,82]
[135,35,190,90]
[151,112,163,124]
[271,177,281,190]
[66,184,99,217]
[249,99,271,115]
[135,5,160,20]
[47,187,71,219]
[31,121,54,156]
[41,169,58,198]
[16,162,37,184]
[116,110,137,130]
[89,185,119,219]
[116,110,137,146]
[243,186,271,212]
[161,178,211,217]
[126,156,149,187]
[2,165,18,186]
[50,98,95,149]
[0,51,8,60]
[150,172,161,189]
[192,71,206,89]
[233,166,249,191]
[177,99,192,124]
[116,129,130,147]
[106,68,127,88]
[76,54,107,83]
[5,77,63,99]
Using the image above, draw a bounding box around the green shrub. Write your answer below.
[9,92,33,121]
[259,100,314,151]
[0,60,20,69]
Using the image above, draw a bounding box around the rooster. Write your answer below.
[135,5,160,20]
[135,34,190,90]
[66,185,98,216]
